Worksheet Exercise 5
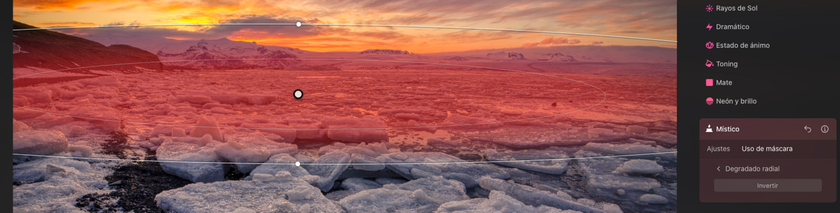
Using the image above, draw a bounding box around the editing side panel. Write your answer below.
[679,0,840,212]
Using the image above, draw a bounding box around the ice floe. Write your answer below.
[302,151,352,192]
[13,130,69,155]
[157,137,226,183]
[478,177,606,213]
[155,175,345,213]
[339,176,469,213]
[436,190,578,213]
[13,158,115,212]
[485,149,570,175]
[613,159,664,175]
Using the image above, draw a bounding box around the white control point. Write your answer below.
[294,89,303,99]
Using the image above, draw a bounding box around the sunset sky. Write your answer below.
[13,0,676,53]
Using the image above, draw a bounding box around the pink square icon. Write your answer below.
[706,79,713,86]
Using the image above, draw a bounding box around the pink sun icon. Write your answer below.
[706,5,714,12]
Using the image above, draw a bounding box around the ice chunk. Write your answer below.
[326,190,359,201]
[638,194,668,204]
[339,176,468,213]
[394,113,421,120]
[291,123,323,140]
[556,190,574,200]
[287,185,320,201]
[14,87,52,105]
[324,115,388,143]
[376,152,461,179]
[203,103,233,109]
[13,160,112,212]
[613,159,664,175]
[588,128,613,135]
[237,132,298,156]
[350,153,385,171]
[231,207,256,213]
[245,154,310,180]
[478,177,606,213]
[68,145,93,157]
[177,95,214,104]
[427,138,463,148]
[155,178,345,213]
[340,188,431,213]
[582,143,659,156]
[24,114,75,129]
[625,125,648,134]
[79,76,120,87]
[303,152,351,192]
[441,114,502,130]
[67,104,121,131]
[70,125,87,137]
[13,108,45,120]
[13,95,30,107]
[586,175,660,197]
[597,203,623,213]
[13,158,93,184]
[341,178,383,191]
[376,152,509,187]
[246,95,276,105]
[13,119,33,133]
[151,125,173,137]
[211,106,239,114]
[240,123,296,143]
[190,116,224,141]
[213,142,270,174]
[171,128,187,137]
[157,140,225,183]
[639,132,677,145]
[485,149,570,175]
[13,130,69,155]
[436,191,569,213]
[399,176,470,202]
[573,152,661,200]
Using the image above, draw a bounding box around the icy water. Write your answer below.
[13,63,676,213]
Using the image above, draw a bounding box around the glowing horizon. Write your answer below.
[13,0,677,53]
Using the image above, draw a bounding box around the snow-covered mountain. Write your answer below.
[359,49,413,55]
[12,20,163,72]
[156,38,303,69]
[424,46,675,64]
[486,52,526,60]
[536,52,577,62]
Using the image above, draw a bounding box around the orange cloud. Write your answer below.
[14,0,120,10]
[15,0,676,53]
[37,21,97,26]
[523,37,580,47]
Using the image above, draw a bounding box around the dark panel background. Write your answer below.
[679,0,840,212]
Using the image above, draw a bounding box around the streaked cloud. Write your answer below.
[14,0,675,53]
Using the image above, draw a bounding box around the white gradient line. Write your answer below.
[12,23,676,43]
[13,151,677,166]
[13,58,606,131]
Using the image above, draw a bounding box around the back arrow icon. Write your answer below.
[805,125,812,133]
[717,166,720,171]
